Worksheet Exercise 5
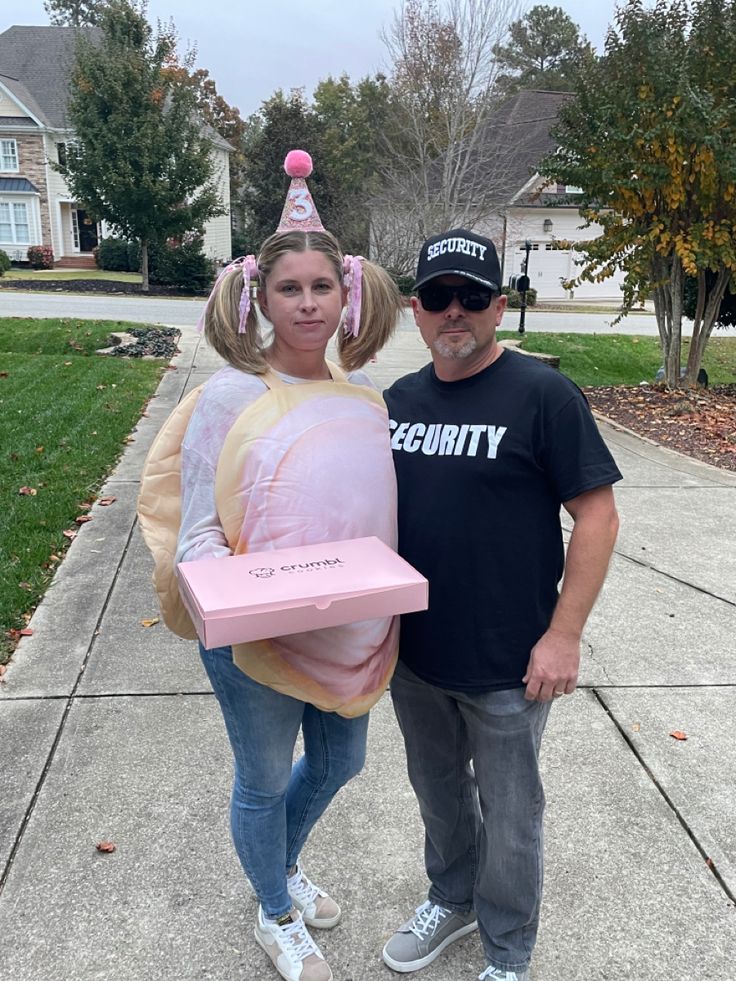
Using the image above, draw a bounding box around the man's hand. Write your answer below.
[523,485,618,703]
[522,627,580,702]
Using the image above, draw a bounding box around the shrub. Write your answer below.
[0,249,10,275]
[97,237,134,271]
[392,273,415,296]
[127,240,141,273]
[26,245,54,270]
[230,231,251,259]
[683,272,736,328]
[501,286,537,309]
[149,236,214,292]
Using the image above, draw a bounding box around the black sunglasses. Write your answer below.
[417,283,496,312]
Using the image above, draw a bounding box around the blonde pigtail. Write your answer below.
[338,259,403,372]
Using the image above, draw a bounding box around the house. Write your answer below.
[473,89,625,301]
[0,25,232,267]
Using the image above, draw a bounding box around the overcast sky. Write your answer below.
[1,1,620,118]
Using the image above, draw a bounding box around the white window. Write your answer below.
[0,139,19,172]
[0,201,30,243]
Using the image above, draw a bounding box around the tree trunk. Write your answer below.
[652,256,684,387]
[141,240,149,293]
[651,255,681,387]
[684,268,730,385]
[666,257,684,387]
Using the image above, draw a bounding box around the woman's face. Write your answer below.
[259,249,345,357]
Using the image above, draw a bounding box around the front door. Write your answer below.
[76,209,99,252]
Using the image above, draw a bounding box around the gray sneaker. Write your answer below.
[382,900,478,972]
[478,965,529,981]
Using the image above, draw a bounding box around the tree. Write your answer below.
[238,76,392,254]
[539,0,736,387]
[312,74,393,253]
[493,5,591,95]
[162,64,248,200]
[58,0,224,290]
[44,0,104,25]
[374,0,523,273]
[239,90,323,250]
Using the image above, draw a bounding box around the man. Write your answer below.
[382,228,621,981]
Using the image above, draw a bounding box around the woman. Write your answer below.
[171,152,401,981]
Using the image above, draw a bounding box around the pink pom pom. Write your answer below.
[284,150,313,178]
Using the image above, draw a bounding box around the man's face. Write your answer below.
[411,274,507,373]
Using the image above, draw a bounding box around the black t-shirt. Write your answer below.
[384,350,622,692]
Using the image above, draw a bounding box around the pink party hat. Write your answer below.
[277,150,326,233]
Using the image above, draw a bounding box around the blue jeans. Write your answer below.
[390,659,551,973]
[200,644,369,918]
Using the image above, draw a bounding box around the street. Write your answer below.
[2,288,723,336]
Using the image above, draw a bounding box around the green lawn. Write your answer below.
[3,269,142,282]
[0,317,168,659]
[498,331,736,387]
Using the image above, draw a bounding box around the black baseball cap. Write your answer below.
[414,228,501,291]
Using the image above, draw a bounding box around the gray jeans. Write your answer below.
[390,659,552,973]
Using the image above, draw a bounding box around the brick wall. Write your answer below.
[15,133,52,252]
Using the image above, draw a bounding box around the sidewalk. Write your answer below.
[1,326,735,981]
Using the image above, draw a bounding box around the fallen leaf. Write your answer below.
[98,496,117,506]
[18,581,32,591]
[706,857,714,870]
[19,628,33,637]
[75,515,93,525]
[0,664,6,677]
[96,841,117,854]
[123,436,136,444]
[670,730,688,741]
[62,529,77,540]
[632,722,641,732]
[18,486,38,496]
[63,361,72,366]
[140,617,160,628]
[35,446,44,453]
[0,371,8,377]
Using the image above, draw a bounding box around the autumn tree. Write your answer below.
[493,5,591,96]
[163,64,248,199]
[539,0,736,387]
[374,0,522,272]
[44,0,105,26]
[59,0,224,290]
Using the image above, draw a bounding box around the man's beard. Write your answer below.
[433,332,478,360]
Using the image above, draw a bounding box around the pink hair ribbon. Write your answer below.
[196,254,260,334]
[342,254,364,338]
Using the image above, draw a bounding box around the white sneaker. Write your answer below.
[287,863,341,928]
[254,906,333,981]
[479,965,529,981]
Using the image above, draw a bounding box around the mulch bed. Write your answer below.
[0,278,208,297]
[104,326,181,359]
[585,383,736,472]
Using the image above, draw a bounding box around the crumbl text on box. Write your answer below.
[249,558,345,579]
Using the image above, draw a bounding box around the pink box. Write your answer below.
[177,536,428,649]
